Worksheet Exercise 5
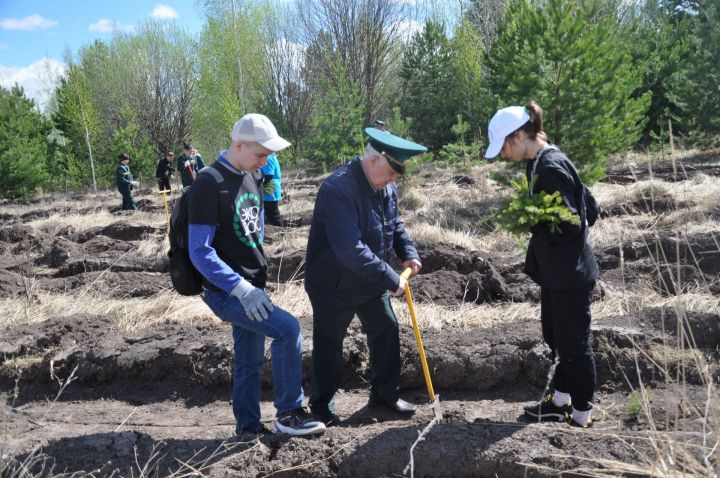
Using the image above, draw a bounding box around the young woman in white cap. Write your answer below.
[485,101,598,428]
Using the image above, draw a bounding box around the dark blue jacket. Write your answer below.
[523,147,598,290]
[304,157,419,306]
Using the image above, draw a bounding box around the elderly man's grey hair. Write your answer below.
[364,143,383,160]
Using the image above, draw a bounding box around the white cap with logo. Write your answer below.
[484,106,530,159]
[231,113,291,152]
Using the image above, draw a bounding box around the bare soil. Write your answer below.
[1,161,718,477]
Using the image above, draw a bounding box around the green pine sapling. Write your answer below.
[488,173,580,235]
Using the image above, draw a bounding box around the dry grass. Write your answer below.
[29,210,163,235]
[2,149,719,476]
[135,234,169,259]
[0,288,216,333]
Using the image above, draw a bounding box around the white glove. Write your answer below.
[390,276,407,297]
[231,280,274,321]
[184,161,191,168]
[131,181,140,187]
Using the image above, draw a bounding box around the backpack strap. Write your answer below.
[198,165,224,184]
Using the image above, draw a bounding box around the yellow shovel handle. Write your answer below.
[159,189,171,230]
[401,267,435,401]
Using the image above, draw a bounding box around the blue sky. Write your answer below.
[0,1,204,109]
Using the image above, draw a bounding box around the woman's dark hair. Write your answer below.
[510,101,547,142]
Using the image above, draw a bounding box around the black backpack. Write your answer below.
[581,184,599,227]
[168,166,225,295]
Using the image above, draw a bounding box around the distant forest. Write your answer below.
[1,0,718,198]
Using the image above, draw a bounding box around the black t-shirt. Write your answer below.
[188,161,267,290]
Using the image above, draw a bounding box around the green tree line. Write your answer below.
[1,0,718,198]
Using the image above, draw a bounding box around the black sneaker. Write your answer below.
[524,394,572,421]
[273,407,327,436]
[236,422,272,437]
[312,409,342,427]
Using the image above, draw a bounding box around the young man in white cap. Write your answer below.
[187,113,325,437]
[485,102,598,428]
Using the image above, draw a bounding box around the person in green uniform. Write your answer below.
[176,141,206,188]
[305,126,427,426]
[116,152,138,211]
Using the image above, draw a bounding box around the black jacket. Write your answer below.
[156,158,174,180]
[523,147,598,290]
[304,157,419,306]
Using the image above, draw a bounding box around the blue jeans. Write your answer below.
[202,288,304,431]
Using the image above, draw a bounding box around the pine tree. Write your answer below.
[303,61,365,170]
[630,0,694,144]
[399,20,462,151]
[0,85,52,199]
[670,0,720,139]
[487,0,650,184]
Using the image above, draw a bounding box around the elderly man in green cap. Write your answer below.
[304,125,427,426]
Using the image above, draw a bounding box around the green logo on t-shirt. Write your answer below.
[232,192,262,247]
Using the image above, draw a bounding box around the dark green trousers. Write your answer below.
[119,187,136,211]
[309,293,400,413]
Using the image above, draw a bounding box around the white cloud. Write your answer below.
[395,20,423,43]
[0,14,57,31]
[89,18,134,33]
[0,57,65,110]
[150,5,179,20]
[0,43,9,50]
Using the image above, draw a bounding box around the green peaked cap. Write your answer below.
[365,127,427,173]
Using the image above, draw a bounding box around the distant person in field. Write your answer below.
[177,141,206,188]
[304,125,426,427]
[259,153,283,226]
[156,151,175,192]
[116,152,138,211]
[187,113,325,437]
[484,102,599,428]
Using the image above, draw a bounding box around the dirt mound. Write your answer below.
[601,232,720,284]
[37,271,170,298]
[0,269,28,298]
[4,310,718,401]
[602,195,695,217]
[35,237,81,267]
[415,241,493,275]
[55,256,168,277]
[410,269,510,305]
[605,161,720,184]
[75,223,162,243]
[280,209,314,228]
[267,249,305,282]
[0,225,54,254]
[4,311,715,477]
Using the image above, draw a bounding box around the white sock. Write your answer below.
[572,407,592,425]
[551,390,571,407]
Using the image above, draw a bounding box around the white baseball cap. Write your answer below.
[231,113,291,152]
[484,106,530,159]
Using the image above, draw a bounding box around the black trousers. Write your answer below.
[541,284,596,411]
[264,200,282,226]
[309,293,401,413]
[158,178,171,192]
